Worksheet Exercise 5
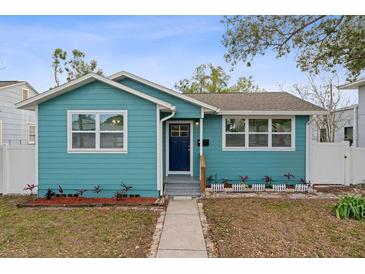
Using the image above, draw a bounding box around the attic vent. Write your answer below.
[22,88,29,101]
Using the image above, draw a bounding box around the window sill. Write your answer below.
[222,147,295,152]
[67,149,128,154]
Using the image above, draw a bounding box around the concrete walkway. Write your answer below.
[156,199,208,258]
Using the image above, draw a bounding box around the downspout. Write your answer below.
[306,115,316,185]
[159,106,176,196]
[353,105,358,147]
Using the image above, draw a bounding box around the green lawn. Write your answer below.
[0,196,159,257]
[202,197,365,257]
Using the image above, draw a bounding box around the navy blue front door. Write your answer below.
[169,124,190,172]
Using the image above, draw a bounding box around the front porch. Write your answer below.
[163,175,201,197]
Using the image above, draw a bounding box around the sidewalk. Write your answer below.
[156,199,208,258]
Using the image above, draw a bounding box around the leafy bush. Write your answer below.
[76,188,87,197]
[264,176,273,188]
[45,188,55,200]
[23,184,38,195]
[333,195,365,221]
[93,185,103,197]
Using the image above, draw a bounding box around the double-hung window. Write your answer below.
[223,117,295,151]
[68,110,127,153]
[28,124,36,145]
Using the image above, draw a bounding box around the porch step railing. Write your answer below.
[200,154,206,192]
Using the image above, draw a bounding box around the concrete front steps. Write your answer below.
[164,175,201,197]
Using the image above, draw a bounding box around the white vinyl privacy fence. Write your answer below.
[0,144,36,194]
[309,141,365,185]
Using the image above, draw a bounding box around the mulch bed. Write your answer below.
[18,197,159,207]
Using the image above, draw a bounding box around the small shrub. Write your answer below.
[264,176,273,188]
[58,185,65,197]
[76,188,87,197]
[240,175,249,188]
[45,188,55,200]
[284,172,295,180]
[115,183,133,199]
[299,178,308,185]
[23,184,38,196]
[93,185,103,198]
[333,195,365,221]
[207,175,214,187]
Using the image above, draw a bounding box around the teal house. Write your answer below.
[17,71,326,197]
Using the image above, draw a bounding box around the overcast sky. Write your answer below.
[0,16,358,104]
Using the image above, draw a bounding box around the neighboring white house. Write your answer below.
[340,78,365,147]
[0,81,38,145]
[311,104,356,146]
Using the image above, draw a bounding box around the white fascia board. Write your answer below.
[16,73,173,111]
[0,82,25,91]
[0,81,39,94]
[218,110,328,115]
[338,78,365,90]
[108,71,219,112]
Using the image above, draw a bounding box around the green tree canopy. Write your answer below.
[222,16,365,80]
[52,48,103,87]
[175,63,261,93]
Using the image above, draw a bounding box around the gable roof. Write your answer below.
[108,71,219,112]
[0,81,21,88]
[16,73,174,111]
[0,81,39,94]
[185,92,327,115]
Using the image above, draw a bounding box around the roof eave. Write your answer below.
[17,73,174,111]
[338,79,365,90]
[218,110,328,115]
[108,71,219,112]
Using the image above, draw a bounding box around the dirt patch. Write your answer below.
[19,197,158,207]
[314,184,365,195]
[202,197,365,258]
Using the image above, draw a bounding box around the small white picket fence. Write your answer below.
[252,184,265,192]
[272,184,286,192]
[211,184,225,192]
[208,183,309,193]
[232,184,245,192]
[295,184,309,192]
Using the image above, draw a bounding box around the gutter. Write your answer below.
[305,115,316,184]
[158,106,176,196]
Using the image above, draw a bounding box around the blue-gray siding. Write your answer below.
[38,80,158,197]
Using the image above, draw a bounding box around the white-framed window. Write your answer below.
[67,110,128,153]
[28,123,36,144]
[222,116,295,151]
[22,88,29,101]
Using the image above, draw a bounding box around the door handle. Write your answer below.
[188,144,190,151]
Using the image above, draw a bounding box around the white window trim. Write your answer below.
[222,116,296,151]
[67,110,128,153]
[22,88,29,101]
[27,123,36,145]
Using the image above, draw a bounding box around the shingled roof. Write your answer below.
[0,81,22,88]
[185,92,325,113]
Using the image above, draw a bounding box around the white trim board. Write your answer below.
[108,71,219,112]
[219,110,328,115]
[165,120,194,176]
[16,73,174,111]
[0,81,39,94]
